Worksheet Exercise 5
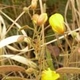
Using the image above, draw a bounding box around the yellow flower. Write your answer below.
[49,13,66,34]
[41,68,60,80]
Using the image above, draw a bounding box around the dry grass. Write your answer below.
[0,0,80,80]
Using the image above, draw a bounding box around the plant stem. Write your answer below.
[0,10,27,36]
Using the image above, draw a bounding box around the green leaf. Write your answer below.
[46,47,54,70]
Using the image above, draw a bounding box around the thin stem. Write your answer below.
[38,0,46,79]
[6,11,25,34]
[39,0,43,13]
[0,10,27,36]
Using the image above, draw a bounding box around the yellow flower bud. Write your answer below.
[41,68,60,80]
[49,13,66,34]
[32,14,39,24]
[31,0,38,9]
[37,13,48,25]
[25,68,35,74]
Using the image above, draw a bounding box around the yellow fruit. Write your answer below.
[49,13,66,34]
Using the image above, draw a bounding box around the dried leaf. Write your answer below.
[7,45,28,52]
[0,55,37,68]
[56,67,80,74]
[0,35,23,48]
[47,44,60,57]
[3,76,26,80]
[0,35,31,50]
[0,15,6,39]
[0,65,25,73]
